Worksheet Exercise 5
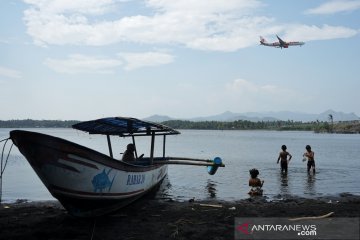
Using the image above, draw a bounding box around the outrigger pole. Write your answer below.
[152,156,225,175]
[165,157,214,163]
[153,160,224,167]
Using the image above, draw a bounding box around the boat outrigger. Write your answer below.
[0,117,224,217]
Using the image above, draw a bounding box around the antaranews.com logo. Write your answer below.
[237,221,316,237]
[235,217,359,240]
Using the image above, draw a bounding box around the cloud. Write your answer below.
[44,51,174,73]
[0,66,22,79]
[44,54,123,74]
[305,0,360,15]
[284,24,358,42]
[22,0,270,51]
[223,78,310,112]
[23,0,120,15]
[119,51,174,70]
[23,0,359,51]
[226,79,282,95]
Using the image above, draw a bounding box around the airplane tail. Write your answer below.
[259,36,267,44]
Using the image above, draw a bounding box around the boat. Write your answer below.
[1,117,224,217]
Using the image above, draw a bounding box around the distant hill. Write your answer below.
[142,114,173,122]
[144,110,359,123]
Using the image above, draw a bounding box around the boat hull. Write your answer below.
[10,130,167,217]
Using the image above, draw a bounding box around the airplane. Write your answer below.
[260,35,305,48]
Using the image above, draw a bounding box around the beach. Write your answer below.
[1,194,359,240]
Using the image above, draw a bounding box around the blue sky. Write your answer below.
[1,0,359,120]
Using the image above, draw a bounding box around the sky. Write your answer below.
[0,0,359,120]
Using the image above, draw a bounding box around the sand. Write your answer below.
[0,194,359,240]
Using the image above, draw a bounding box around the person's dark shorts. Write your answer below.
[307,160,315,171]
[281,160,288,172]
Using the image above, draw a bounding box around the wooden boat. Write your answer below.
[5,117,224,217]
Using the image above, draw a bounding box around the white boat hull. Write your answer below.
[10,130,167,217]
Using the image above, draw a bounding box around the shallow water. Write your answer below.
[1,128,359,202]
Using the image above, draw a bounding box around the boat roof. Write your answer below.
[72,117,180,137]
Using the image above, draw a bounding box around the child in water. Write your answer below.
[248,168,264,196]
[277,145,292,174]
[303,145,315,173]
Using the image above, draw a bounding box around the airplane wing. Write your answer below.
[276,35,286,46]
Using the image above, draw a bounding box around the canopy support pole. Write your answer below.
[132,135,138,158]
[150,131,155,165]
[162,135,166,158]
[106,135,113,158]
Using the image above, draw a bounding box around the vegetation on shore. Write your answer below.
[162,120,360,133]
[0,119,80,128]
[0,119,359,133]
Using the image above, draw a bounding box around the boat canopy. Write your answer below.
[72,117,180,137]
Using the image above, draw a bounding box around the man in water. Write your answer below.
[303,145,315,173]
[277,145,292,174]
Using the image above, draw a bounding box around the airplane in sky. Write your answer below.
[260,35,305,48]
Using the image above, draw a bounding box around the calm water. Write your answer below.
[1,128,359,202]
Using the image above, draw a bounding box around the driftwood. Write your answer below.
[289,212,334,221]
[198,203,223,208]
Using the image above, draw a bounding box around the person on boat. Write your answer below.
[277,145,292,174]
[248,168,264,196]
[303,145,315,173]
[122,143,136,162]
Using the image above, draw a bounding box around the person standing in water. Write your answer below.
[277,145,292,174]
[303,145,315,173]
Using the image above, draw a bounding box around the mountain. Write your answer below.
[190,111,278,122]
[144,110,359,123]
[142,114,173,122]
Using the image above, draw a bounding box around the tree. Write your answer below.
[328,114,334,133]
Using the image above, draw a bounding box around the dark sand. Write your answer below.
[1,194,359,240]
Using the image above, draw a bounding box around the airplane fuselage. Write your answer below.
[260,35,305,49]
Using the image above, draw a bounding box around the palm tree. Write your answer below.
[328,114,334,133]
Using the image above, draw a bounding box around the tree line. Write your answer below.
[0,119,80,128]
[161,120,360,133]
[0,119,359,133]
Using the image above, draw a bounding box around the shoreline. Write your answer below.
[1,194,359,240]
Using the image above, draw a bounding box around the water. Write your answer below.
[1,128,359,203]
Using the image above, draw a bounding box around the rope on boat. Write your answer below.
[1,137,13,203]
[90,219,97,240]
[0,138,10,143]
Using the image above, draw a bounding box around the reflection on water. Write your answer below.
[278,171,290,195]
[206,179,217,199]
[305,172,316,195]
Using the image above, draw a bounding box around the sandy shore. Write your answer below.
[1,194,359,240]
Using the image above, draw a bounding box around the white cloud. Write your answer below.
[305,0,360,15]
[44,54,123,74]
[0,66,22,79]
[23,0,120,15]
[44,51,174,73]
[226,79,283,95]
[284,24,358,42]
[22,0,359,51]
[22,0,270,51]
[119,51,174,70]
[223,78,310,112]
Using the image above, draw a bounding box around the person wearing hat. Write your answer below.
[122,143,136,162]
[303,145,315,173]
[277,145,292,174]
